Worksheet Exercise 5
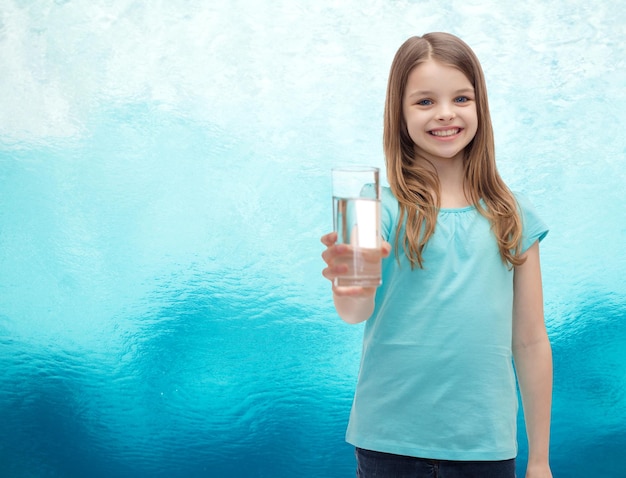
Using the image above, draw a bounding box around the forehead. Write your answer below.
[404,59,473,94]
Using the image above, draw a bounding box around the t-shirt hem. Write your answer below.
[346,435,517,461]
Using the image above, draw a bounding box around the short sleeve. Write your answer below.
[515,193,549,253]
[380,187,398,241]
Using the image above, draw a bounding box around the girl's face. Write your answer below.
[402,59,478,164]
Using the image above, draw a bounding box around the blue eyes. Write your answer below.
[416,96,471,106]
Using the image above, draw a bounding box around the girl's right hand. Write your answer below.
[320,232,391,298]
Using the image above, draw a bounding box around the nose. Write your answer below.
[436,105,456,122]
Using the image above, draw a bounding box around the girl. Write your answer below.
[321,33,553,478]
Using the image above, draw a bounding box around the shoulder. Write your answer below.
[380,186,399,238]
[381,186,396,202]
[512,192,537,212]
[381,186,400,215]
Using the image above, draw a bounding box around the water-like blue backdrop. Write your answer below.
[1,1,625,477]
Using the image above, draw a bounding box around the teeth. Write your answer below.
[431,128,460,137]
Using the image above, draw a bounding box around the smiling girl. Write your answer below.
[321,33,553,478]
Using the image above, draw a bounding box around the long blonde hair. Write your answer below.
[384,32,524,269]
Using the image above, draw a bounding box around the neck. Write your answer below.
[415,153,469,209]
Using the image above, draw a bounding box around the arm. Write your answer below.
[512,241,553,478]
[321,232,390,324]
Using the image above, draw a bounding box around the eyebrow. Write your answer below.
[406,87,475,98]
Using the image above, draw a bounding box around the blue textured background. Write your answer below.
[1,1,625,476]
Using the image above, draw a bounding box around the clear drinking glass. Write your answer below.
[331,167,382,287]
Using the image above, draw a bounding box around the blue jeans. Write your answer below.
[355,448,516,478]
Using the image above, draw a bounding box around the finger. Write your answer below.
[321,243,349,265]
[322,263,348,281]
[321,231,337,247]
[381,241,392,258]
[332,285,377,297]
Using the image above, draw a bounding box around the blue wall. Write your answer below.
[1,1,625,476]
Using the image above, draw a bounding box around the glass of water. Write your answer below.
[331,167,382,287]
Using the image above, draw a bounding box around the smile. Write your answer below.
[429,128,461,137]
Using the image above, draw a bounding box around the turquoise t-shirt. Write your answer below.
[345,186,548,460]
